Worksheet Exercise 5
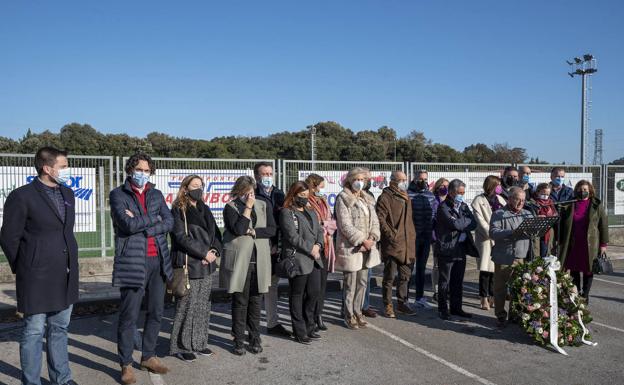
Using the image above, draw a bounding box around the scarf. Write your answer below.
[308,194,337,272]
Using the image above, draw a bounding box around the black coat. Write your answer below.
[0,179,79,315]
[170,201,223,279]
[110,179,174,288]
[434,198,479,261]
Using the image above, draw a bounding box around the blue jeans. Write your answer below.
[362,269,373,310]
[21,305,73,385]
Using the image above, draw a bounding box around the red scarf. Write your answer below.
[308,195,337,272]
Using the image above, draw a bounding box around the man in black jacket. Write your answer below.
[110,153,174,385]
[0,147,79,385]
[253,162,291,337]
[434,179,478,321]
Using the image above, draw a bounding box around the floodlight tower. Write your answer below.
[567,54,597,166]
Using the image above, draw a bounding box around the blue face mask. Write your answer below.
[132,172,150,188]
[454,194,464,204]
[53,168,72,185]
[553,177,565,186]
[522,175,530,184]
[261,176,273,188]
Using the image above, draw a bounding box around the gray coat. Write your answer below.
[279,207,324,276]
[489,206,534,266]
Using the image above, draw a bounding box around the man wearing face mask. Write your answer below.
[110,153,174,384]
[434,179,479,321]
[500,166,520,201]
[1,147,79,385]
[376,170,417,317]
[489,187,534,327]
[252,162,290,337]
[549,167,574,203]
[407,170,436,309]
[518,166,535,198]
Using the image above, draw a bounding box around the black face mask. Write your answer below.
[577,191,589,200]
[294,196,308,208]
[505,176,516,187]
[187,188,203,202]
[417,180,428,190]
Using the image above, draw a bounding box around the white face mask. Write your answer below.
[261,176,273,188]
[398,181,408,191]
[352,180,365,191]
[53,168,72,185]
[315,187,326,197]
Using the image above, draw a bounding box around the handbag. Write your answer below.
[167,209,191,297]
[275,210,300,279]
[592,251,613,275]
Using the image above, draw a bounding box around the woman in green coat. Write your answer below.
[558,180,608,301]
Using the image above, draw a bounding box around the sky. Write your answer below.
[1,0,623,163]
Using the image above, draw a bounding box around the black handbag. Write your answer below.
[275,211,300,279]
[167,210,191,297]
[592,251,613,275]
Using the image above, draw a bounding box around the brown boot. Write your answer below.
[384,304,396,318]
[140,357,169,374]
[344,315,359,330]
[354,313,368,328]
[121,365,136,385]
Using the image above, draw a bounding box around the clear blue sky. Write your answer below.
[1,0,622,163]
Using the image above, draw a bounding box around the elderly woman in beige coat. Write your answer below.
[335,167,381,330]
[471,175,505,310]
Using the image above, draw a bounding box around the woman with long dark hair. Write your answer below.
[169,175,222,362]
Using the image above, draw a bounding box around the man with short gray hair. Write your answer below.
[489,186,534,327]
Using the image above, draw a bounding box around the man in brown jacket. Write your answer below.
[376,170,417,317]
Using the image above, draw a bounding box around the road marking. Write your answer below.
[593,321,624,334]
[149,372,167,385]
[593,277,624,286]
[323,303,497,385]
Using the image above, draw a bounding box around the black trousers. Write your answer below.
[118,256,165,366]
[382,258,413,306]
[232,263,262,343]
[289,265,321,339]
[437,257,466,314]
[314,263,329,320]
[479,271,494,297]
[414,233,432,300]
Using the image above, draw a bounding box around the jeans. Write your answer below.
[288,266,321,338]
[361,269,373,310]
[118,256,165,366]
[437,258,466,314]
[414,234,432,300]
[382,258,412,306]
[232,263,262,343]
[21,305,73,385]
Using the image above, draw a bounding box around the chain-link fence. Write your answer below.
[0,154,115,259]
[517,164,603,202]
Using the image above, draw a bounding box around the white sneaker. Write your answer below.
[414,297,433,309]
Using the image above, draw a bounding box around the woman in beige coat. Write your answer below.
[471,175,505,310]
[335,167,381,330]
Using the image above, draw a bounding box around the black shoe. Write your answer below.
[316,316,328,331]
[450,309,472,318]
[439,311,451,321]
[295,335,311,345]
[198,348,214,356]
[249,340,263,354]
[175,352,196,362]
[308,331,321,339]
[268,324,292,337]
[232,342,246,356]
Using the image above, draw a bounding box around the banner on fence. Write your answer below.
[0,167,97,232]
[615,173,624,215]
[153,169,254,227]
[426,171,593,206]
[297,170,392,209]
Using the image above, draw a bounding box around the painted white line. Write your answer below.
[593,277,624,286]
[322,303,497,385]
[149,372,167,385]
[593,321,624,334]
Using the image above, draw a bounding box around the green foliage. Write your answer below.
[1,122,532,163]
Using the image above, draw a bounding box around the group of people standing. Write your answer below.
[0,147,610,385]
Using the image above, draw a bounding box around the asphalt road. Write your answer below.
[1,271,623,385]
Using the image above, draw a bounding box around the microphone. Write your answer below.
[554,199,579,206]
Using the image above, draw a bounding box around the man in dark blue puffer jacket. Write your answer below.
[110,153,173,385]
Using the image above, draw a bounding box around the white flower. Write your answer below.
[522,273,531,281]
[536,287,543,294]
[534,303,541,309]
[522,313,530,321]
[537,327,544,334]
[579,304,585,310]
